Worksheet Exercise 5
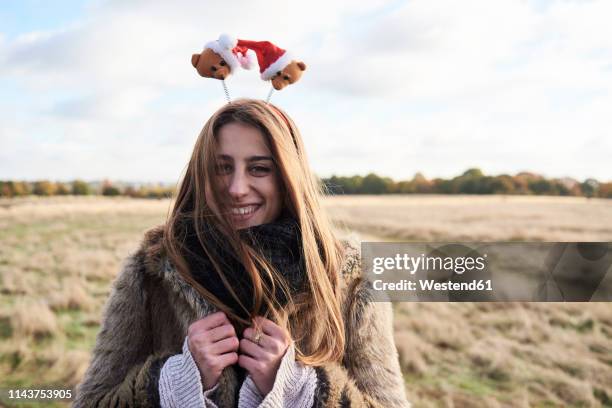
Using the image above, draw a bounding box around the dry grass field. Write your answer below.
[1,195,611,407]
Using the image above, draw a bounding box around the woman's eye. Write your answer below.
[215,164,232,174]
[283,75,289,81]
[250,166,271,176]
[220,60,226,66]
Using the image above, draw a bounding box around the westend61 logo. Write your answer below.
[372,253,487,275]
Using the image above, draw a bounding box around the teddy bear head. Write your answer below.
[191,48,232,80]
[271,60,307,90]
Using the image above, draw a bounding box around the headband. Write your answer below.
[191,34,307,103]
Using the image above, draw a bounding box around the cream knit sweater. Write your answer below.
[159,337,316,407]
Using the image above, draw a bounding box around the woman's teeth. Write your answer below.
[231,205,259,215]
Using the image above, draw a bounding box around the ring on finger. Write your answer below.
[253,330,263,346]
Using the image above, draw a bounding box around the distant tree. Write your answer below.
[348,176,363,194]
[556,178,580,196]
[124,186,139,198]
[581,178,599,198]
[383,177,398,194]
[102,185,121,196]
[55,183,70,195]
[461,168,484,178]
[362,173,387,194]
[490,175,515,194]
[322,176,347,195]
[477,176,496,194]
[552,180,571,196]
[101,180,121,196]
[450,168,487,194]
[71,180,91,195]
[412,172,432,193]
[1,181,31,197]
[145,186,173,199]
[14,181,31,196]
[32,180,57,196]
[0,181,10,197]
[598,182,612,198]
[513,172,542,195]
[529,179,555,195]
[396,180,416,194]
[511,176,530,194]
[432,178,452,194]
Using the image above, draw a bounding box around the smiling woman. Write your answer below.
[73,99,409,407]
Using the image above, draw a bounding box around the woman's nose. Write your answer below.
[228,171,249,198]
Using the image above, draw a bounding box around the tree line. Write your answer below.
[321,168,612,198]
[0,180,174,199]
[1,169,611,199]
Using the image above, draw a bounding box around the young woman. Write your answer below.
[74,99,409,407]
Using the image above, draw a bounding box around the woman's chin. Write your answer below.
[232,209,266,230]
[236,219,268,230]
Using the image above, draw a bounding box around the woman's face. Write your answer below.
[206,122,283,229]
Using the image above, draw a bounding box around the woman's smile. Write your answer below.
[229,204,262,221]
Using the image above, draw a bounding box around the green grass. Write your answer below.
[58,311,99,351]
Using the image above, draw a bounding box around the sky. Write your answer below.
[1,0,611,183]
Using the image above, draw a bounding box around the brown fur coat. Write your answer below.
[73,226,409,407]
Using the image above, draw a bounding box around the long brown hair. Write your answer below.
[163,99,345,365]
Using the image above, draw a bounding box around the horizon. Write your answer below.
[3,168,610,185]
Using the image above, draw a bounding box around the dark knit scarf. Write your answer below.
[182,215,307,321]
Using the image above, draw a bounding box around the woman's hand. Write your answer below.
[188,311,240,391]
[238,316,291,396]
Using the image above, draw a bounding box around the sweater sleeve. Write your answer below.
[312,277,410,408]
[73,253,173,408]
[158,337,220,408]
[237,343,317,408]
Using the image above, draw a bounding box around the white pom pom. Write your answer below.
[218,33,237,50]
[240,49,258,70]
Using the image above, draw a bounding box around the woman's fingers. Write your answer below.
[253,316,286,340]
[189,324,235,350]
[250,317,290,352]
[188,311,229,336]
[209,335,240,355]
[243,327,254,339]
[208,323,236,343]
[243,325,289,357]
[239,337,266,359]
[243,327,260,343]
[238,353,264,374]
[243,327,273,349]
[217,351,239,367]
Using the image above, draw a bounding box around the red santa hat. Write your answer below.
[237,39,294,80]
[204,34,256,73]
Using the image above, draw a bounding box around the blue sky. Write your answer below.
[1,0,611,183]
[0,0,90,39]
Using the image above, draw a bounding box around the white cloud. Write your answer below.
[1,0,611,182]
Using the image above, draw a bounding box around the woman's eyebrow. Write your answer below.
[216,154,273,162]
[247,155,273,162]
